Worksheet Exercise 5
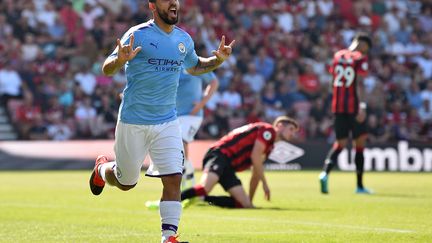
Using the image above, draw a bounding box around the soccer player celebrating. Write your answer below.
[319,33,372,194]
[181,116,298,208]
[88,0,234,242]
[177,69,219,190]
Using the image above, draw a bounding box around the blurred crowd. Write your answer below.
[0,0,431,143]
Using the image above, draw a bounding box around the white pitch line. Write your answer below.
[191,230,317,235]
[1,202,416,234]
[187,214,415,234]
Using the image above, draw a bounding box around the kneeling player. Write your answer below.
[181,116,298,208]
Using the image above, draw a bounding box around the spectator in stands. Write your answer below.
[254,47,275,80]
[406,80,423,110]
[96,96,117,139]
[221,82,242,109]
[418,99,432,124]
[47,111,73,141]
[242,63,265,94]
[0,0,431,143]
[0,61,23,105]
[297,64,321,100]
[367,114,390,143]
[21,34,39,62]
[406,108,424,142]
[74,96,98,138]
[421,80,432,105]
[28,113,49,140]
[14,92,41,139]
[74,64,97,96]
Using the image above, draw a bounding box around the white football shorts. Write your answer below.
[178,115,203,143]
[113,119,184,185]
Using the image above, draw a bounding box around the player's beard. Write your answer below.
[157,7,179,25]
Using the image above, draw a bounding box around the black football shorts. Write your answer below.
[334,114,367,140]
[202,149,242,191]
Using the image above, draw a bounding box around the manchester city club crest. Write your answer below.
[178,42,186,53]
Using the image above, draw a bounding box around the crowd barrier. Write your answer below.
[0,140,430,172]
[266,141,432,172]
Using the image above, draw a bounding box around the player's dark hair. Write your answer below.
[273,116,298,129]
[354,33,372,48]
[149,0,156,2]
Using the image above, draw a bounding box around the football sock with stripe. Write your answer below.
[160,201,181,243]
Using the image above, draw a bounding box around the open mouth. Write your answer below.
[169,8,177,17]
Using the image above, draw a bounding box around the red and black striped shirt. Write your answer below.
[210,122,276,172]
[330,49,368,114]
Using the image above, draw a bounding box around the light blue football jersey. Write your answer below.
[110,20,199,125]
[176,69,217,117]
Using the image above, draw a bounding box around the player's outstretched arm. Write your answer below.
[102,34,142,76]
[249,140,271,202]
[187,35,235,75]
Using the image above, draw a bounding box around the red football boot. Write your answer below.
[89,155,108,195]
[164,235,189,243]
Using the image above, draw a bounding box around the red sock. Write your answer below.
[234,200,244,208]
[193,185,207,196]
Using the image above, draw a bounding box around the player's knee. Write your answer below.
[234,196,252,208]
[239,200,253,208]
[203,184,212,194]
[118,183,136,191]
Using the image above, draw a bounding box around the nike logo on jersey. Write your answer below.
[150,42,158,49]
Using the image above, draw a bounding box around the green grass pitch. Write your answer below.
[0,171,431,242]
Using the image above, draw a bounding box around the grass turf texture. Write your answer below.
[0,171,431,242]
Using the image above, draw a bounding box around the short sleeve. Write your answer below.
[200,71,217,84]
[183,36,199,69]
[256,127,276,151]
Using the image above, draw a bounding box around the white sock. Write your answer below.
[181,159,196,190]
[319,171,327,179]
[160,201,181,243]
[99,162,116,182]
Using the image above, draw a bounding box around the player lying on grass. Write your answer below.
[147,116,298,209]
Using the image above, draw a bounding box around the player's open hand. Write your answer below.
[212,35,235,62]
[116,34,142,64]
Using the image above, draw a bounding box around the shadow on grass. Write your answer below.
[254,206,327,211]
[194,203,326,211]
